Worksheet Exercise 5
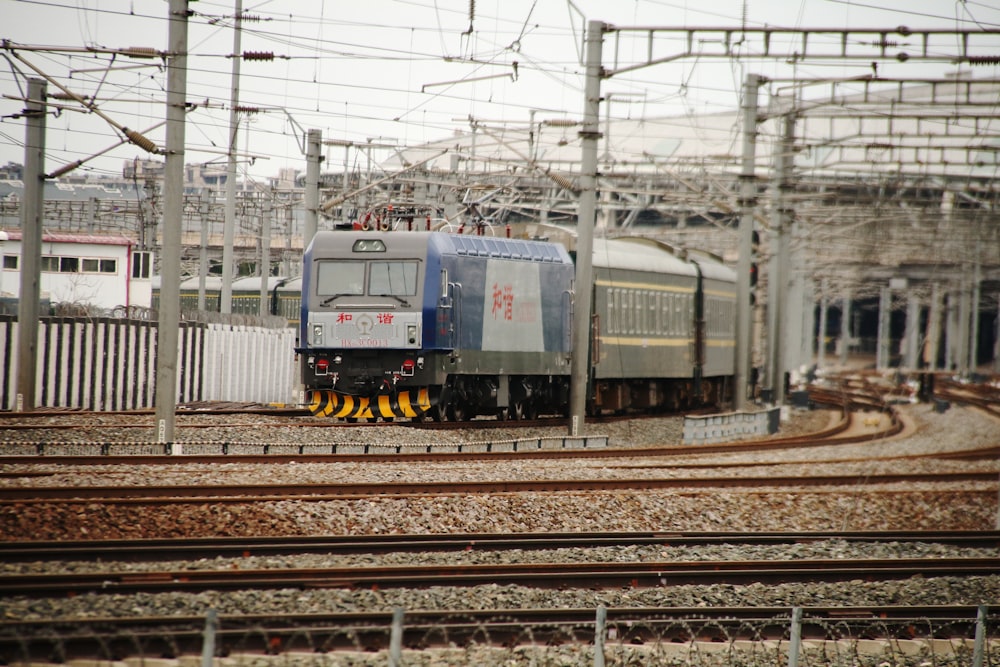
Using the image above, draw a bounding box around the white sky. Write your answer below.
[1,0,998,181]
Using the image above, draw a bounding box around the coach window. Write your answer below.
[604,287,617,334]
[316,260,365,296]
[369,260,418,296]
[676,294,687,335]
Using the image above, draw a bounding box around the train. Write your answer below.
[152,275,303,326]
[298,229,738,420]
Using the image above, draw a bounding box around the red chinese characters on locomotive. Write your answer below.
[491,283,514,321]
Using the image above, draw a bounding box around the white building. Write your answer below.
[0,231,152,312]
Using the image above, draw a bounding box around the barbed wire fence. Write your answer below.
[1,605,994,667]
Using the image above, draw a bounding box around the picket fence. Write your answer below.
[0,315,299,411]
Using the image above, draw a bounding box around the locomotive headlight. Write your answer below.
[312,324,323,345]
[407,324,418,345]
[333,354,343,364]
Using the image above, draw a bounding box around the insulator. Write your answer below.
[241,14,262,22]
[873,39,899,48]
[125,129,158,154]
[234,105,262,114]
[242,51,274,61]
[468,0,475,22]
[50,92,88,101]
[549,171,576,192]
[966,56,1000,66]
[122,46,158,59]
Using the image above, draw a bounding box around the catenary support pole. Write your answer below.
[925,283,942,370]
[220,0,243,315]
[735,74,761,410]
[839,292,851,368]
[568,20,604,436]
[198,189,209,311]
[304,129,322,248]
[876,285,890,371]
[154,0,189,447]
[259,196,271,314]
[817,282,828,371]
[15,77,45,412]
[767,112,793,406]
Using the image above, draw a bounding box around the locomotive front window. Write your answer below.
[369,260,418,296]
[316,260,365,296]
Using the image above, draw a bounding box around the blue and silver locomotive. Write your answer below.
[299,231,575,420]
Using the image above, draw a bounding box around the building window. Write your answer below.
[2,255,16,270]
[82,258,117,274]
[41,256,59,272]
[132,251,152,279]
[59,257,78,272]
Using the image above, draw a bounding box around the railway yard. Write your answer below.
[1,371,999,666]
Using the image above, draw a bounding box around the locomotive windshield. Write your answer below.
[315,259,418,297]
[316,260,365,296]
[370,261,418,296]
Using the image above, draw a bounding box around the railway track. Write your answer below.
[4,530,997,562]
[1,471,995,505]
[3,557,999,598]
[0,401,899,465]
[0,384,865,432]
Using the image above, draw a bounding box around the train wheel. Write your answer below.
[496,407,510,421]
[448,403,467,422]
[510,400,526,421]
[431,403,449,422]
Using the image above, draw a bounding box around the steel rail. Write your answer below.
[3,557,1000,597]
[0,471,994,505]
[3,530,998,563]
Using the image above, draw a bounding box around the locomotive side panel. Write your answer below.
[440,252,573,376]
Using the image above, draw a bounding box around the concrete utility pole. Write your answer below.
[735,74,761,411]
[155,0,189,447]
[259,196,272,314]
[220,0,244,315]
[304,128,322,248]
[198,189,210,311]
[567,20,604,436]
[767,112,794,407]
[15,77,46,412]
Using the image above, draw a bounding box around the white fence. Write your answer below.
[0,316,299,411]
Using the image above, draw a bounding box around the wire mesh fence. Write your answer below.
[0,605,995,667]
